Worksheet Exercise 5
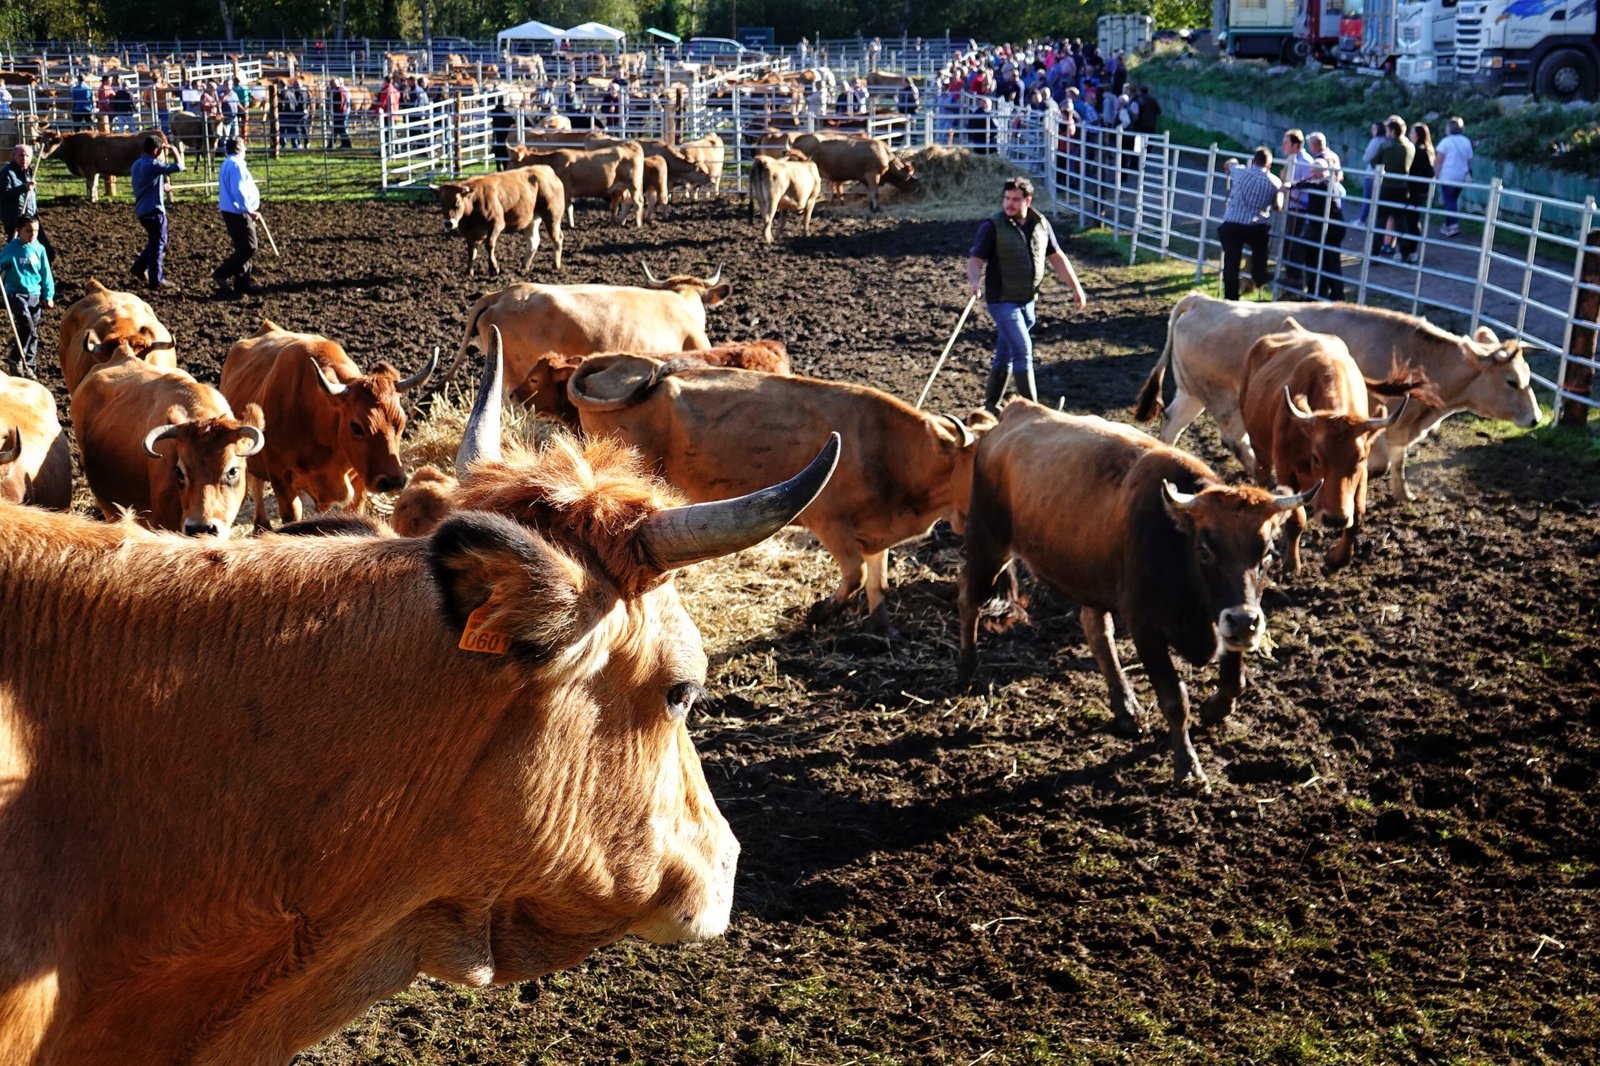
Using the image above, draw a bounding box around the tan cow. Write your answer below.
[509,339,792,427]
[750,153,823,244]
[509,142,647,228]
[0,336,836,1063]
[57,278,177,393]
[73,356,265,536]
[0,373,71,509]
[1134,291,1543,500]
[36,125,178,201]
[789,132,917,211]
[221,321,437,529]
[584,134,712,207]
[445,264,732,390]
[568,354,989,629]
[678,132,726,198]
[433,166,566,275]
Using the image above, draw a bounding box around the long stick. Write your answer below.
[915,292,978,410]
[1,277,27,372]
[256,213,281,257]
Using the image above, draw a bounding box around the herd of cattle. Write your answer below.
[0,172,1546,1060]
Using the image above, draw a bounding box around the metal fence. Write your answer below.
[378,91,502,188]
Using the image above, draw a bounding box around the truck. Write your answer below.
[1395,0,1459,83]
[1295,0,1347,61]
[1223,0,1298,60]
[1454,0,1599,100]
[1098,13,1155,57]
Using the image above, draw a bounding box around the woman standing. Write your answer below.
[1401,121,1436,265]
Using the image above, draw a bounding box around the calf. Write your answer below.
[433,165,565,275]
[390,464,458,536]
[750,154,823,244]
[957,399,1316,785]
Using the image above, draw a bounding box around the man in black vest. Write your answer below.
[965,177,1087,410]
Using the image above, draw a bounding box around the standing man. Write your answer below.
[1371,114,1415,259]
[1218,149,1283,301]
[0,216,54,379]
[1278,128,1317,291]
[130,136,184,291]
[326,76,352,149]
[1434,116,1473,237]
[71,74,94,129]
[213,138,261,299]
[0,145,55,265]
[966,176,1088,410]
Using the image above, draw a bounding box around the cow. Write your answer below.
[957,399,1319,785]
[584,134,712,207]
[72,356,265,536]
[788,132,917,211]
[750,153,823,244]
[678,132,726,198]
[35,125,178,202]
[390,464,458,536]
[508,142,646,228]
[568,354,989,629]
[166,108,212,152]
[0,373,71,509]
[445,264,732,391]
[1238,321,1424,573]
[509,339,792,427]
[220,321,436,529]
[433,166,566,276]
[1133,291,1543,500]
[57,277,177,394]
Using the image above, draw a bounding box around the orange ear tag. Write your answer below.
[459,595,512,655]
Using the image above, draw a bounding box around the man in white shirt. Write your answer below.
[1434,116,1474,237]
[213,138,262,298]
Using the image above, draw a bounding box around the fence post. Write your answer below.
[379,110,388,190]
[1469,178,1503,335]
[1356,164,1384,306]
[1557,199,1599,426]
[1129,135,1147,266]
[267,81,279,159]
[452,94,463,176]
[1195,143,1218,283]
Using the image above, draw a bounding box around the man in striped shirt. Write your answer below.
[1218,147,1283,301]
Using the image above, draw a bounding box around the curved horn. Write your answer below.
[454,326,505,475]
[639,432,841,572]
[1283,386,1316,423]
[1162,480,1199,512]
[0,428,20,465]
[1363,395,1408,431]
[1272,480,1322,511]
[310,358,348,397]
[704,263,723,287]
[396,346,439,392]
[940,413,975,448]
[143,423,183,458]
[234,424,266,457]
[640,260,665,287]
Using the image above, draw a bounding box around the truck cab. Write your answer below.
[1455,0,1599,99]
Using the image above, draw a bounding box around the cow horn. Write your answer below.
[705,264,723,287]
[235,424,266,457]
[1162,480,1199,512]
[311,358,348,396]
[640,260,664,287]
[639,432,841,572]
[1363,395,1408,431]
[396,347,439,392]
[1283,386,1316,422]
[143,423,182,458]
[1272,480,1322,512]
[455,326,505,475]
[940,413,975,448]
[0,428,20,464]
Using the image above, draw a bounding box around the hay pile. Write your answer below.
[885,145,1051,218]
[401,381,561,475]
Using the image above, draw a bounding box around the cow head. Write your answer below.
[508,354,582,425]
[1284,387,1406,530]
[143,402,266,537]
[1459,326,1542,429]
[83,324,164,366]
[433,182,474,232]
[639,262,730,307]
[885,155,919,190]
[308,349,436,497]
[1162,479,1319,656]
[942,409,997,535]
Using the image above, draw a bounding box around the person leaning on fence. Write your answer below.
[1301,132,1347,300]
[1218,149,1284,302]
[130,136,184,291]
[213,138,261,300]
[966,176,1088,410]
[326,77,353,149]
[1279,128,1317,291]
[1434,117,1472,238]
[0,216,54,379]
[374,76,400,118]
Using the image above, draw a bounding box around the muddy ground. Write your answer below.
[31,197,1600,1064]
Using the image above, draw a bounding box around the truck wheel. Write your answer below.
[1535,49,1598,102]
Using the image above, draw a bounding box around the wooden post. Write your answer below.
[452,94,464,176]
[1558,227,1600,427]
[267,81,280,159]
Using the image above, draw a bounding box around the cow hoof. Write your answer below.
[805,598,845,626]
[1109,712,1144,739]
[1197,696,1233,728]
[955,652,978,687]
[867,606,899,638]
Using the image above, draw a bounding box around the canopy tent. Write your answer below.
[645,27,681,44]
[560,22,627,42]
[496,19,563,45]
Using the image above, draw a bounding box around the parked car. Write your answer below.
[685,37,758,63]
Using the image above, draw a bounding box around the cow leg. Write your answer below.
[1377,432,1417,502]
[863,549,896,634]
[248,474,272,531]
[867,175,880,212]
[272,476,305,526]
[1197,650,1245,728]
[1325,513,1359,572]
[548,216,563,271]
[486,224,504,275]
[524,219,540,273]
[1132,631,1208,786]
[1081,607,1144,737]
[801,199,816,237]
[1158,388,1207,447]
[956,497,1017,683]
[808,528,867,624]
[1283,504,1306,575]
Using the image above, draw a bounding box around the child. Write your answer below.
[0,215,54,378]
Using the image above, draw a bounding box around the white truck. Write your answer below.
[1223,0,1298,60]
[1394,0,1459,83]
[1454,0,1599,100]
[1099,13,1156,57]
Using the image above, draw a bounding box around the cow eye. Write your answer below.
[665,681,707,723]
[350,422,366,437]
[174,465,188,486]
[223,465,240,485]
[1196,533,1217,566]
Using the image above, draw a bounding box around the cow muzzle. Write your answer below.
[1217,606,1265,652]
[444,218,459,231]
[183,518,229,538]
[374,473,407,493]
[1318,510,1353,531]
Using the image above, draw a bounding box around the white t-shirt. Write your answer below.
[1435,132,1474,184]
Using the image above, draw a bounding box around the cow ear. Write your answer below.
[165,404,190,427]
[137,324,156,344]
[704,283,732,305]
[1474,326,1499,345]
[240,401,265,429]
[83,328,102,351]
[255,318,278,335]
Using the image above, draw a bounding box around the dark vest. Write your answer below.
[986,209,1049,303]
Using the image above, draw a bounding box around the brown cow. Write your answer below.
[390,464,458,536]
[568,354,987,629]
[57,277,177,394]
[750,153,823,244]
[0,332,837,1063]
[433,165,566,275]
[789,132,917,211]
[445,264,732,390]
[1238,320,1422,573]
[510,339,791,426]
[678,132,726,198]
[36,125,179,202]
[584,134,712,207]
[73,356,266,536]
[509,142,646,228]
[0,373,72,509]
[221,321,437,529]
[957,399,1317,785]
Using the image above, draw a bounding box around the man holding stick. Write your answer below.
[130,136,184,291]
[0,145,56,264]
[213,138,262,299]
[965,176,1087,410]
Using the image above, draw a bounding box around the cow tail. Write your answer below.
[450,298,488,382]
[1368,369,1441,408]
[1135,294,1198,422]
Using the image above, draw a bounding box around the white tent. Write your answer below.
[497,19,564,45]
[559,22,627,43]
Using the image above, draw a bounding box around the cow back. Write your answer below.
[0,374,71,509]
[58,280,177,394]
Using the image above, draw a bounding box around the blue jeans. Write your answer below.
[132,211,167,285]
[1440,184,1462,228]
[988,299,1037,375]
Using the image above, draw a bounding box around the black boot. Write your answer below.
[1018,363,1039,403]
[983,365,1009,411]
